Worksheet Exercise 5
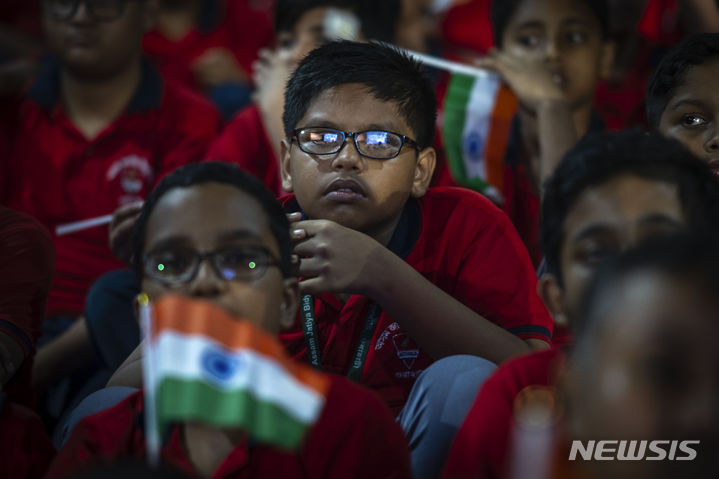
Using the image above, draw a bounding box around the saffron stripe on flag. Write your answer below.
[153,331,325,425]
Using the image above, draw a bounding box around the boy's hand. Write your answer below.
[288,213,387,296]
[109,201,143,266]
[192,48,248,87]
[251,48,294,116]
[477,48,567,111]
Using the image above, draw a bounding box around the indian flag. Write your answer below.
[441,71,518,202]
[140,295,330,464]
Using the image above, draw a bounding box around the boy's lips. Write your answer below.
[322,178,367,202]
[708,159,719,175]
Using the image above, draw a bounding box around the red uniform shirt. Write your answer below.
[46,377,411,479]
[0,206,55,406]
[2,59,221,317]
[0,398,56,479]
[142,0,273,94]
[442,347,566,479]
[206,104,283,196]
[280,187,553,415]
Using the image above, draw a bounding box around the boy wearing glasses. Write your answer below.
[277,40,552,478]
[1,0,219,416]
[46,162,412,479]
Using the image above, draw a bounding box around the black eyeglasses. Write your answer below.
[143,246,283,286]
[44,0,138,22]
[292,127,420,160]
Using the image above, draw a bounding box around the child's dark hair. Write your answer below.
[274,0,400,43]
[131,162,292,279]
[575,234,719,344]
[646,33,719,128]
[541,129,719,284]
[490,0,609,47]
[283,40,437,149]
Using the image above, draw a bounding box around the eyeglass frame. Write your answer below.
[142,246,284,287]
[44,0,141,22]
[291,127,421,160]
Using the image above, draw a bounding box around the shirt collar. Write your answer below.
[27,55,164,114]
[197,0,223,33]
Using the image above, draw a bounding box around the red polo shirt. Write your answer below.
[442,347,566,479]
[46,377,411,479]
[0,399,56,479]
[206,104,283,196]
[2,59,221,317]
[280,187,553,415]
[143,0,273,94]
[0,206,55,405]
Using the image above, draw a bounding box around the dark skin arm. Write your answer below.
[290,215,547,362]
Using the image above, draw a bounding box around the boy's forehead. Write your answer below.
[506,0,600,29]
[563,175,684,240]
[299,83,412,135]
[599,272,718,350]
[663,58,719,111]
[146,184,274,247]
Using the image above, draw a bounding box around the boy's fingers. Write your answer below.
[296,256,323,278]
[291,228,307,240]
[298,277,327,296]
[113,201,144,218]
[286,212,303,222]
[292,237,322,257]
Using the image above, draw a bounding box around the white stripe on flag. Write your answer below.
[153,331,324,425]
[461,74,502,181]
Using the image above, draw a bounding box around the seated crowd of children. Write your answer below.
[2,0,719,478]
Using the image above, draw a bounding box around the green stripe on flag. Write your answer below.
[442,73,491,193]
[156,378,311,450]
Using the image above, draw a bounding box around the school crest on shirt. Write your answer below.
[376,322,422,376]
[106,155,154,203]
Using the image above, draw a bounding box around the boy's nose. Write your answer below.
[545,38,560,62]
[187,261,223,298]
[330,139,363,172]
[704,129,719,154]
[70,2,93,23]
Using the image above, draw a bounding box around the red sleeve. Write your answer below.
[442,349,564,479]
[206,105,283,196]
[303,377,412,479]
[448,190,553,343]
[0,207,54,355]
[45,392,144,479]
[0,402,56,479]
[155,84,221,182]
[223,1,274,76]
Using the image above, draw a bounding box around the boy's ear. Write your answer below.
[411,146,437,198]
[280,138,295,193]
[279,278,299,330]
[537,273,569,327]
[599,40,616,80]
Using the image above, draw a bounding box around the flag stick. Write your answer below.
[55,214,113,236]
[139,294,161,468]
[403,48,494,79]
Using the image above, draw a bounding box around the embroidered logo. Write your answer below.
[391,332,420,370]
[106,154,153,202]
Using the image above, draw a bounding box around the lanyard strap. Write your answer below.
[301,294,382,382]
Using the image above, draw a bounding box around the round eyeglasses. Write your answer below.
[143,246,283,286]
[292,127,420,160]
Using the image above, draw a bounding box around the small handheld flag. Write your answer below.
[140,295,330,466]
